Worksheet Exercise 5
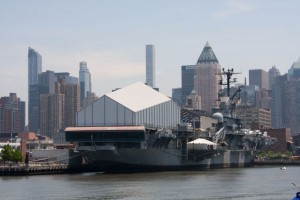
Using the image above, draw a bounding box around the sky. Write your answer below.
[1,0,300,104]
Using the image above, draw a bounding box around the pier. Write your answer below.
[254,159,300,166]
[0,163,70,175]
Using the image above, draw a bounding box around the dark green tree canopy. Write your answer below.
[1,144,22,163]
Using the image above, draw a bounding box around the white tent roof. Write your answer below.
[105,82,171,112]
[188,138,217,146]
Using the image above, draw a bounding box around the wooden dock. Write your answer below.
[0,163,69,175]
[254,159,300,166]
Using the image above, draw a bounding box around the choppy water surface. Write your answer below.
[1,166,299,200]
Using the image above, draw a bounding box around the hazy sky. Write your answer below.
[1,0,300,103]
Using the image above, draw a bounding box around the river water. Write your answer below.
[1,166,299,200]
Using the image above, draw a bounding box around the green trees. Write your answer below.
[0,144,22,163]
[257,151,293,160]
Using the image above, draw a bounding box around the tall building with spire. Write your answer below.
[28,47,42,133]
[146,44,155,88]
[79,61,91,106]
[194,42,221,113]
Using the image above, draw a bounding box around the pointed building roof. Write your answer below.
[105,82,171,112]
[196,42,219,64]
[190,89,197,95]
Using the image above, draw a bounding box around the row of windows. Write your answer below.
[66,131,145,142]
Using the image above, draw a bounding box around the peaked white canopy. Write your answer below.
[188,138,217,146]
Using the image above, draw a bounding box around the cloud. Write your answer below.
[213,0,262,19]
[41,49,145,95]
[88,52,144,80]
[87,51,145,94]
[40,49,144,77]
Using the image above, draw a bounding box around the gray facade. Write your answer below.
[172,88,182,106]
[249,69,269,90]
[40,73,80,137]
[28,48,42,133]
[240,85,259,106]
[77,83,181,129]
[146,45,155,88]
[79,61,92,106]
[28,84,40,133]
[284,79,300,135]
[288,58,300,79]
[269,66,280,91]
[77,96,180,128]
[271,74,287,128]
[39,70,56,95]
[181,65,195,106]
[28,48,42,85]
[29,70,56,134]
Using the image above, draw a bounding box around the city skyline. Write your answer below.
[1,0,300,103]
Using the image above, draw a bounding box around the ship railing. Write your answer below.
[143,123,177,130]
[77,145,116,151]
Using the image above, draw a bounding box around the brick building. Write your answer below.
[261,128,293,152]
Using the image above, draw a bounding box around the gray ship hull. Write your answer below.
[83,148,255,173]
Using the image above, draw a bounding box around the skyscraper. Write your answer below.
[194,42,221,113]
[0,93,25,133]
[39,70,56,95]
[55,74,80,128]
[63,83,80,128]
[146,44,155,88]
[181,65,195,106]
[271,74,287,128]
[288,58,300,79]
[40,93,64,138]
[28,48,42,133]
[249,69,269,90]
[172,88,182,106]
[284,78,300,135]
[39,73,80,137]
[28,47,42,86]
[79,61,92,107]
[269,66,280,91]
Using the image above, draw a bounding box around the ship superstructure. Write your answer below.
[65,69,274,173]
